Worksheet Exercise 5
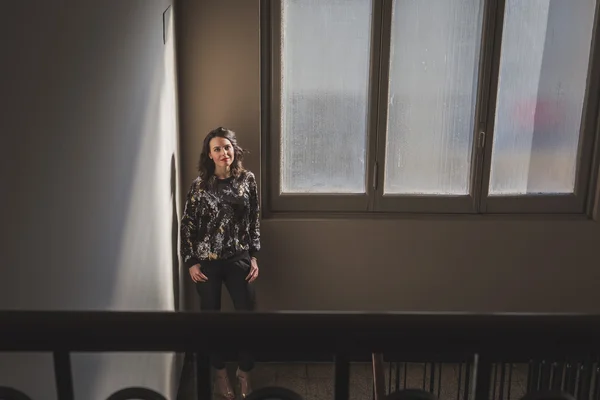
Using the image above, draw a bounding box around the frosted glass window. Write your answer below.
[280,0,372,193]
[489,0,596,195]
[384,0,484,195]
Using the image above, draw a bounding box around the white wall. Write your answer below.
[0,1,181,399]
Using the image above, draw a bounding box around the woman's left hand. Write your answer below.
[246,257,259,282]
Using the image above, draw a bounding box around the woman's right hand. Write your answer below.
[189,264,208,282]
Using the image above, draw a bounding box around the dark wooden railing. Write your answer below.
[1,311,600,400]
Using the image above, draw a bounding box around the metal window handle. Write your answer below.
[373,161,379,190]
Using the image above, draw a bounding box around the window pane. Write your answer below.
[280,0,372,194]
[489,0,596,195]
[384,0,484,195]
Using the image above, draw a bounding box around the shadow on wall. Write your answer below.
[172,153,180,311]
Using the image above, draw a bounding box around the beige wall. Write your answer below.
[176,0,600,313]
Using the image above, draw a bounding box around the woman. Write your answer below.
[180,127,260,399]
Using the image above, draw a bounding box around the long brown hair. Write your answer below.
[198,127,246,190]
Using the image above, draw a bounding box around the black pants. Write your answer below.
[195,253,256,372]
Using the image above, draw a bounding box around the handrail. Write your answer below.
[2,311,600,400]
[2,311,600,356]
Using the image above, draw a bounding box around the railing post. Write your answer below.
[334,354,350,400]
[53,351,74,400]
[372,353,386,400]
[474,354,492,400]
[463,360,472,400]
[195,352,211,400]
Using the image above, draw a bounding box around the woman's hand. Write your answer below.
[189,264,208,282]
[246,257,259,282]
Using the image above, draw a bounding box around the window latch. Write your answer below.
[478,131,486,149]
[373,161,379,190]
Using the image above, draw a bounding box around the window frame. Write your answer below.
[478,0,600,215]
[261,0,600,216]
[372,0,497,214]
[264,0,383,213]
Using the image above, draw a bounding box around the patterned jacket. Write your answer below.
[180,170,260,268]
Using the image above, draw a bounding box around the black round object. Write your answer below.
[105,387,167,400]
[0,387,33,400]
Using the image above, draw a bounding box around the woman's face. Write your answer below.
[208,136,235,169]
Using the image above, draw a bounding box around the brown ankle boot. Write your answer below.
[213,369,235,400]
[236,368,252,398]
